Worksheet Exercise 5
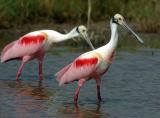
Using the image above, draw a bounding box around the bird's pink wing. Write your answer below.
[56,56,99,86]
[1,33,47,62]
[1,40,17,57]
[56,63,72,81]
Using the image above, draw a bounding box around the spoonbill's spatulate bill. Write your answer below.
[56,14,144,105]
[1,25,94,80]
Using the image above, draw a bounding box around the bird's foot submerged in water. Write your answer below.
[39,74,44,80]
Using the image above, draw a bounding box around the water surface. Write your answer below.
[0,47,160,118]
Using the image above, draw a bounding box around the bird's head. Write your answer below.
[112,14,144,44]
[112,14,124,25]
[76,25,95,50]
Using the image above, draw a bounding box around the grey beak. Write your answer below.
[122,21,144,44]
[82,33,95,50]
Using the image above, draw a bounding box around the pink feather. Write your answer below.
[56,63,72,81]
[1,34,46,62]
[56,57,99,86]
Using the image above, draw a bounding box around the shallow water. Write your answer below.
[0,47,160,118]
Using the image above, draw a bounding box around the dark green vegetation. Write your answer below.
[0,0,159,32]
[0,0,159,49]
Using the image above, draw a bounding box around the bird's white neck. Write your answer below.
[96,21,118,59]
[55,28,79,42]
[107,20,118,50]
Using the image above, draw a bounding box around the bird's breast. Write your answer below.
[42,41,52,51]
[96,59,110,75]
[97,51,115,75]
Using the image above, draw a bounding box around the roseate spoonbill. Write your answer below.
[56,14,144,105]
[1,25,94,80]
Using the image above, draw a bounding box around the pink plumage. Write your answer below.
[1,25,93,80]
[56,63,72,81]
[75,58,98,67]
[1,32,47,80]
[20,35,45,45]
[56,14,144,105]
[55,50,111,104]
[1,34,46,63]
[57,56,99,86]
[1,40,17,62]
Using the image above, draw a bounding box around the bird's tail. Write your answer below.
[55,63,72,85]
[1,40,17,63]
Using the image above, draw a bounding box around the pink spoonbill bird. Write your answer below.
[56,14,144,105]
[1,25,94,80]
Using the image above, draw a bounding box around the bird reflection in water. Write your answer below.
[58,103,110,118]
[16,80,49,100]
[14,80,50,117]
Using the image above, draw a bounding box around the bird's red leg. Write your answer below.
[38,54,44,80]
[38,61,44,80]
[16,62,25,80]
[95,76,102,102]
[74,86,81,105]
[74,79,86,105]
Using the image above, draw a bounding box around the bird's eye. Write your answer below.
[82,30,85,32]
[118,18,122,20]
